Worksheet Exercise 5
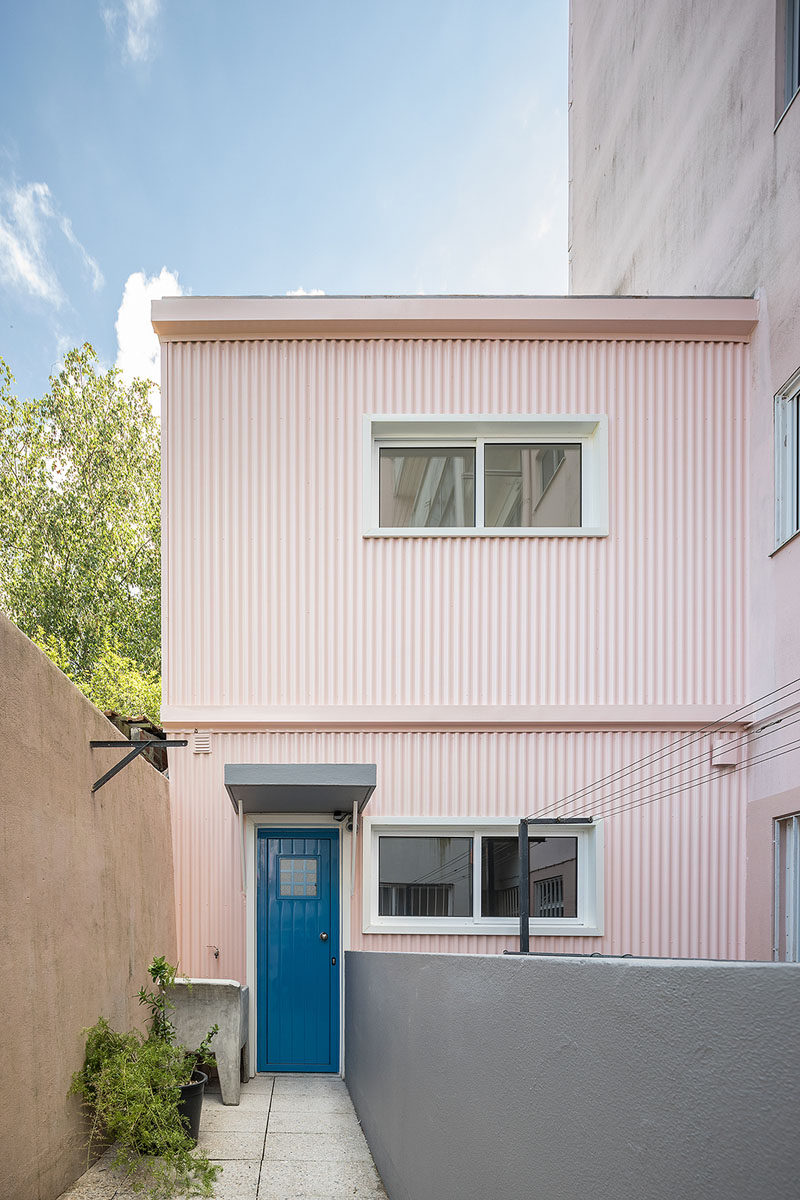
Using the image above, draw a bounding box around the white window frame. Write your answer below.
[774,813,800,962]
[361,815,604,937]
[785,0,800,112]
[774,368,800,551]
[362,414,609,537]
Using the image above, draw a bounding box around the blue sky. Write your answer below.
[0,1,568,402]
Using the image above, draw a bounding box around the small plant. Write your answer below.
[137,955,219,1075]
[70,957,221,1199]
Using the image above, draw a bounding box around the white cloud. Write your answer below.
[60,214,104,290]
[285,287,326,296]
[0,180,103,305]
[115,267,183,402]
[102,0,160,62]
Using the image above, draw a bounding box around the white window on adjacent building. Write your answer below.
[363,415,608,536]
[362,817,604,936]
[785,0,800,111]
[774,369,800,550]
[775,814,800,962]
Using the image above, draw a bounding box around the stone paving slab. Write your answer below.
[267,1108,364,1134]
[57,1152,136,1200]
[257,1158,387,1199]
[211,1088,277,1112]
[201,1086,273,1131]
[201,1106,272,1131]
[262,1131,374,1162]
[236,1072,275,1091]
[56,1075,387,1200]
[207,1159,260,1199]
[196,1129,267,1160]
[270,1086,354,1113]
[271,1076,350,1099]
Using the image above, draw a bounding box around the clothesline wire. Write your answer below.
[573,735,800,828]
[530,708,800,823]
[524,675,800,822]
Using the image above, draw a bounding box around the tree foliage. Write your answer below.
[0,345,161,719]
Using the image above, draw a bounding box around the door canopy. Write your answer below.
[224,763,376,816]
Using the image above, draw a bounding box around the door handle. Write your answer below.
[320,932,328,941]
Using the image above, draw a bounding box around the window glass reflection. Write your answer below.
[481,837,577,918]
[379,836,473,916]
[484,444,581,528]
[379,448,476,527]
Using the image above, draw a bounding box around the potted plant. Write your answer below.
[70,956,221,1199]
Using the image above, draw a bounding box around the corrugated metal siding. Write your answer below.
[169,729,746,982]
[162,338,748,712]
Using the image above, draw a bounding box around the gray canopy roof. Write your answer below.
[224,763,376,815]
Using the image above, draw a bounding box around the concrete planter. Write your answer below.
[171,979,250,1105]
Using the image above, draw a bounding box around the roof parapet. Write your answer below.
[151,294,758,342]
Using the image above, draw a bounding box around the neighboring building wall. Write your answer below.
[569,0,800,958]
[0,614,177,1200]
[345,950,800,1200]
[568,1,796,303]
[160,323,752,979]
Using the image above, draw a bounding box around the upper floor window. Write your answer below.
[364,415,608,536]
[774,368,800,550]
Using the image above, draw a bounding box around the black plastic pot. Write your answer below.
[177,1069,207,1144]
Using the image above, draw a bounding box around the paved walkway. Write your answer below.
[59,1075,387,1199]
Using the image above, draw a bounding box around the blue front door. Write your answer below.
[256,829,340,1072]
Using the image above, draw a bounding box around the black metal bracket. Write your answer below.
[527,816,594,825]
[90,739,188,793]
[518,819,530,954]
[517,814,595,953]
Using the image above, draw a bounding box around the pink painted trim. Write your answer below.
[151,295,758,342]
[160,705,750,732]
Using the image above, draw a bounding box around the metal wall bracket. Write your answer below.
[517,815,594,951]
[90,739,188,793]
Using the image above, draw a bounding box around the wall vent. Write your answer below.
[192,731,212,754]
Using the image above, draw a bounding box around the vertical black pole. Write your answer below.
[518,818,529,953]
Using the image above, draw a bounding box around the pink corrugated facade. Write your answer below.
[162,335,747,712]
[169,729,747,976]
[156,298,755,985]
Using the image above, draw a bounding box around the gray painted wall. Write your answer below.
[345,950,800,1200]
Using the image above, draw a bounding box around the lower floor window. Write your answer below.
[378,835,472,916]
[481,836,577,918]
[365,819,601,935]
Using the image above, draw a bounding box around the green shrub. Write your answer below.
[70,958,220,1199]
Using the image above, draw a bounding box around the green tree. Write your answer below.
[0,344,161,719]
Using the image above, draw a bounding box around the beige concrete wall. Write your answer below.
[569,1,800,948]
[0,614,177,1200]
